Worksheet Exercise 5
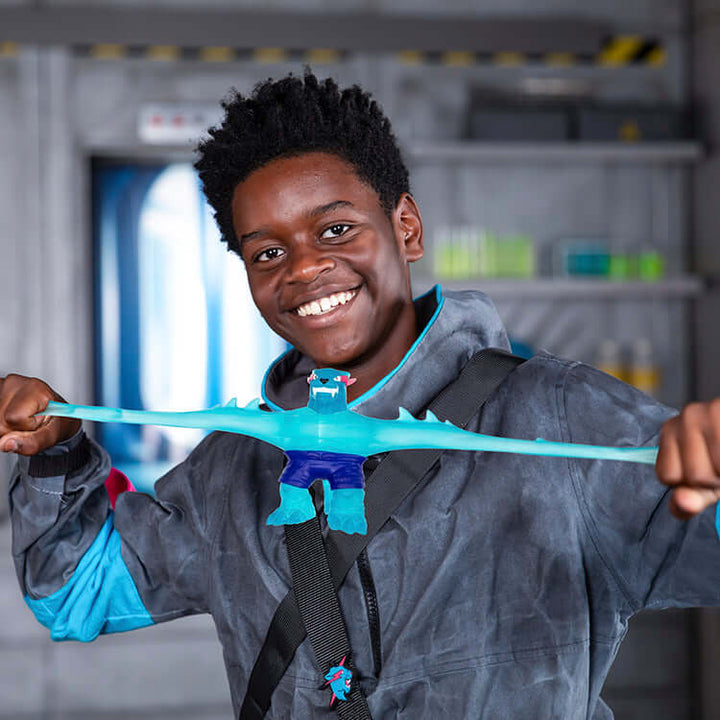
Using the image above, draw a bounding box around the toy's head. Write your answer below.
[307,368,356,414]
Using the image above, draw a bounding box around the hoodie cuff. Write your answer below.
[27,431,91,479]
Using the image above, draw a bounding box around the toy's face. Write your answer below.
[306,368,352,413]
[231,152,423,379]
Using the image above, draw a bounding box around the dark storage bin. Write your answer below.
[466,88,571,141]
[465,87,692,143]
[467,106,569,141]
[576,105,691,141]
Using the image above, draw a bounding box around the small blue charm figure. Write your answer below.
[266,368,368,534]
[325,656,353,706]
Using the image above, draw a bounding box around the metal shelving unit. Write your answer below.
[407,141,703,164]
[406,138,703,408]
[413,276,705,299]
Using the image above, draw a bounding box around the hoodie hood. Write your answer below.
[262,285,510,418]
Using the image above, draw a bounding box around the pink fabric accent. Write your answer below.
[104,468,135,509]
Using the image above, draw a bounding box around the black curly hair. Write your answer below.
[195,70,410,256]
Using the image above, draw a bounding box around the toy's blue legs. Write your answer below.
[268,453,367,534]
[322,479,334,515]
[267,481,365,533]
[267,483,315,526]
[326,488,367,535]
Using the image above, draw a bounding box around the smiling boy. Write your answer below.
[2,71,720,719]
[231,151,423,401]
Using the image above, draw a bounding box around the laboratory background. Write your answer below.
[1,0,719,718]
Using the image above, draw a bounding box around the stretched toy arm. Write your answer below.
[355,413,659,465]
[41,399,291,450]
[41,401,658,466]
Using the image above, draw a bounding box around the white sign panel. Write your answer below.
[138,103,223,145]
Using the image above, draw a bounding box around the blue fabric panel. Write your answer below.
[348,285,445,409]
[25,514,153,642]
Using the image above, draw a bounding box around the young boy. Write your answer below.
[2,71,720,719]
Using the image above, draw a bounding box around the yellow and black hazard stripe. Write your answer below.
[1,38,666,67]
[403,38,665,68]
[68,44,350,65]
[597,36,666,67]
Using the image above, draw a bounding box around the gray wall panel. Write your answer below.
[0,62,20,376]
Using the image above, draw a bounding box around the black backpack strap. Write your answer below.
[239,348,525,720]
[285,517,373,718]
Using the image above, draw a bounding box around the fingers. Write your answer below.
[657,401,720,518]
[0,374,80,456]
[656,418,683,485]
[0,375,53,431]
[705,399,720,473]
[0,423,66,456]
[669,486,720,520]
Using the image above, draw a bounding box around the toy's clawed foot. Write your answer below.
[267,484,315,526]
[326,488,367,535]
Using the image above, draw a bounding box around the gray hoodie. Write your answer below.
[10,287,720,719]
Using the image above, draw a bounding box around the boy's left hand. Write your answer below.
[656,400,720,519]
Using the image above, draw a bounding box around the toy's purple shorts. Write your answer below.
[279,450,366,490]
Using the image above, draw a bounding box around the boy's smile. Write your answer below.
[231,152,423,399]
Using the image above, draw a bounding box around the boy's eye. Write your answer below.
[254,247,285,263]
[320,224,351,239]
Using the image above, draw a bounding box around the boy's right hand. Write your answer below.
[0,374,81,456]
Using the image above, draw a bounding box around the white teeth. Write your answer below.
[295,289,358,317]
[311,386,339,398]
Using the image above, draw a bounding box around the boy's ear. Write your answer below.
[393,193,424,262]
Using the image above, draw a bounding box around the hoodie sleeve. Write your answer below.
[9,430,230,641]
[560,360,720,613]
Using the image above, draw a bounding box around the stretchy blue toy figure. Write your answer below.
[267,368,367,533]
[41,367,659,535]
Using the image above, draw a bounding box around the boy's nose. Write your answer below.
[286,245,335,283]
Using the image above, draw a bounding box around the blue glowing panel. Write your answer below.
[92,161,287,491]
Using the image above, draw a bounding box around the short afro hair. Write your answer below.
[195,70,410,256]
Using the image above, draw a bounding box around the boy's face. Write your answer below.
[231,152,423,376]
